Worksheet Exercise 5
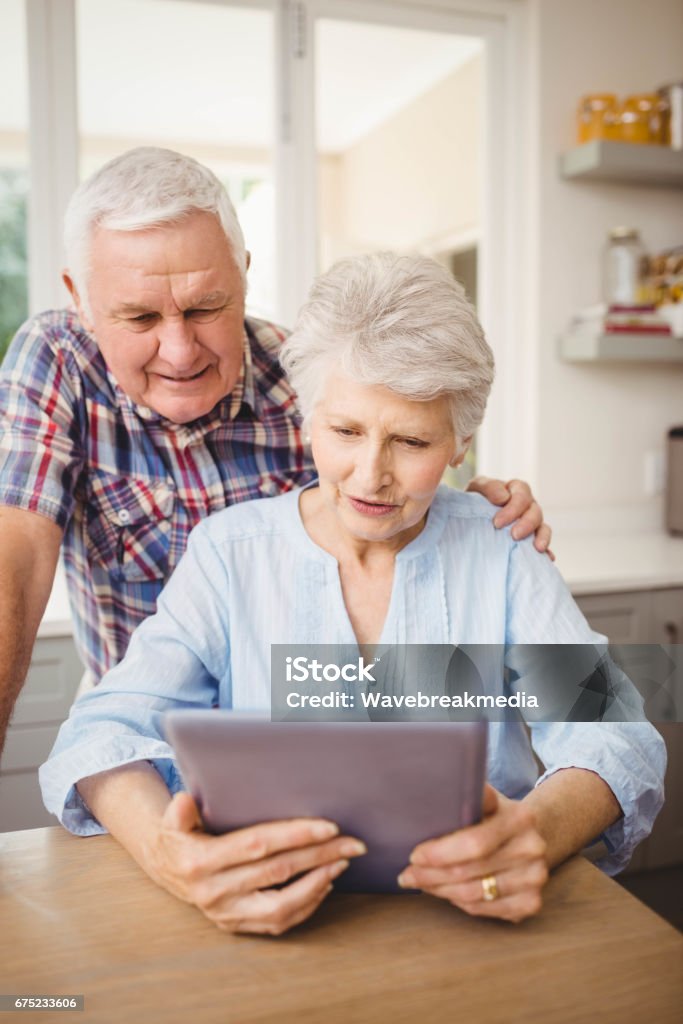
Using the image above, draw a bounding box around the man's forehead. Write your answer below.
[90,218,240,280]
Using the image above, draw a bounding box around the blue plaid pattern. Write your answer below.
[0,309,314,680]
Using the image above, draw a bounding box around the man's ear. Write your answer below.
[62,271,94,331]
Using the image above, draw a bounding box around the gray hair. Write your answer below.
[281,252,495,448]
[63,147,247,314]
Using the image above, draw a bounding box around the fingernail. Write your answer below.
[328,858,349,879]
[312,821,339,840]
[510,527,520,540]
[340,839,367,857]
[397,871,410,888]
[409,851,425,866]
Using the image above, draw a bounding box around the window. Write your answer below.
[0,0,29,362]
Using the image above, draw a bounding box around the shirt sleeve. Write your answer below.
[0,315,86,528]
[504,535,666,874]
[39,522,233,835]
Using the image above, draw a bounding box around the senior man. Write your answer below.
[0,147,549,756]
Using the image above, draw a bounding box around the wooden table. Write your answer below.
[1,828,681,1024]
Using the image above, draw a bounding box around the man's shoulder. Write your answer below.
[3,308,104,379]
[245,315,290,361]
[11,307,97,354]
[244,315,299,414]
[2,307,110,398]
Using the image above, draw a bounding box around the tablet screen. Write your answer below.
[164,713,487,893]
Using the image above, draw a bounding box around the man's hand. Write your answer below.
[147,792,366,935]
[466,477,554,559]
[398,784,549,923]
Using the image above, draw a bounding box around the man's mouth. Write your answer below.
[158,367,209,383]
[347,495,399,517]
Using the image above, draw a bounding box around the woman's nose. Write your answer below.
[356,444,392,491]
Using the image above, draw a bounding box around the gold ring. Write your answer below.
[481,874,499,901]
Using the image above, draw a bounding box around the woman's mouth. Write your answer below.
[347,495,398,516]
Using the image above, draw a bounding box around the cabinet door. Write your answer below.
[9,636,83,727]
[644,590,683,868]
[575,591,656,716]
[574,591,652,643]
[573,589,682,872]
[0,635,82,833]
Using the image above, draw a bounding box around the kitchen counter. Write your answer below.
[39,524,683,637]
[554,528,683,595]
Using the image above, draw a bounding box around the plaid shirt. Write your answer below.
[0,309,314,682]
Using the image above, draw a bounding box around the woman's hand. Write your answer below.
[146,792,366,935]
[398,784,549,923]
[466,477,554,559]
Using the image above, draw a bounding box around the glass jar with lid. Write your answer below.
[619,94,666,144]
[602,228,648,306]
[576,93,619,143]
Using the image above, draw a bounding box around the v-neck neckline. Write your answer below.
[286,481,449,647]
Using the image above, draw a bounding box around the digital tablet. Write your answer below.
[163,712,487,893]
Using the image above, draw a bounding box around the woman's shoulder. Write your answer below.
[436,484,501,524]
[193,487,301,548]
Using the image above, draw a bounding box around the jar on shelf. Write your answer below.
[657,83,683,149]
[602,228,648,306]
[618,94,665,144]
[576,93,619,143]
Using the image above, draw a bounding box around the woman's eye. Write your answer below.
[333,427,358,438]
[400,437,429,449]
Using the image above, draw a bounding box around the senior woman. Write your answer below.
[40,253,665,936]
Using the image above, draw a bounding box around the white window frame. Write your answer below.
[22,0,533,481]
[26,0,79,314]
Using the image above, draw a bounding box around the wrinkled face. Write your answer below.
[69,211,246,423]
[310,370,461,548]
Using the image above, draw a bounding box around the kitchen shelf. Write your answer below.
[559,140,683,188]
[559,330,683,362]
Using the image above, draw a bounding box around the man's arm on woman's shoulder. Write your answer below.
[466,476,553,557]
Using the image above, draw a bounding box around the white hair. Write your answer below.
[63,147,247,313]
[281,252,495,449]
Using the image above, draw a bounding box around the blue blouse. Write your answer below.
[40,485,666,874]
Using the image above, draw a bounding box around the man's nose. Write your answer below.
[156,316,200,371]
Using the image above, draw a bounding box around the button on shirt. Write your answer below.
[0,309,314,680]
[40,486,666,875]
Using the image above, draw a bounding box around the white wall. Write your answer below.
[321,56,481,258]
[529,0,683,520]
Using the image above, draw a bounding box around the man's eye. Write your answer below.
[333,427,358,438]
[185,307,223,321]
[128,313,156,324]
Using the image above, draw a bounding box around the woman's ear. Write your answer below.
[449,435,472,468]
